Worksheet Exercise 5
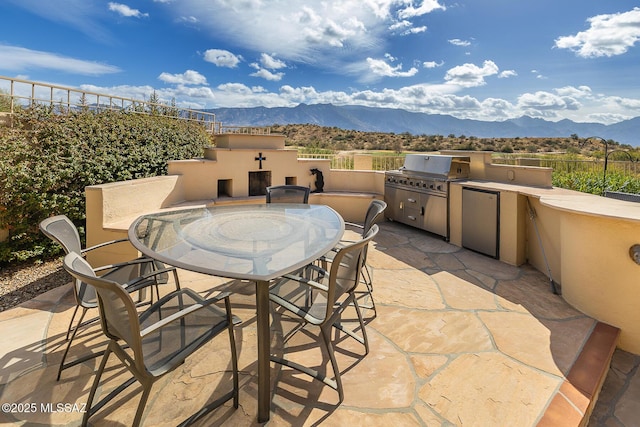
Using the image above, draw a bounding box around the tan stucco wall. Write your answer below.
[525,197,563,286]
[324,169,385,194]
[85,175,185,266]
[214,133,284,149]
[354,154,373,170]
[169,149,330,199]
[443,150,552,187]
[544,202,640,353]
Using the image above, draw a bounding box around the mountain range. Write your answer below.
[207,104,640,147]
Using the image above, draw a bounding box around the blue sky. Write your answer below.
[1,0,639,125]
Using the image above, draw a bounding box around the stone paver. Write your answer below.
[0,220,634,426]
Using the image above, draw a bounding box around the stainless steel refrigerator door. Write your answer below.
[462,187,499,258]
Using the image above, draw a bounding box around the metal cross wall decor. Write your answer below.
[255,152,267,169]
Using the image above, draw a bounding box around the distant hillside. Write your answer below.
[207,104,640,147]
[262,123,633,155]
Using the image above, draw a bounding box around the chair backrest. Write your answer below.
[324,224,379,320]
[39,215,82,255]
[362,200,387,237]
[360,200,386,265]
[40,215,97,307]
[266,185,310,204]
[63,253,144,366]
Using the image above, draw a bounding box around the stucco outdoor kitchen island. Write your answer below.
[128,203,345,422]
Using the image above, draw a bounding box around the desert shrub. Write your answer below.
[0,89,13,112]
[0,106,211,264]
[552,170,640,195]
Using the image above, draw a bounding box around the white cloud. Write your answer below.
[296,8,367,48]
[79,83,159,102]
[389,20,411,31]
[389,19,427,35]
[170,0,443,72]
[517,91,576,110]
[555,7,640,58]
[158,70,208,85]
[498,70,517,78]
[250,67,285,81]
[178,16,198,24]
[612,96,640,110]
[531,69,545,79]
[397,0,446,19]
[0,44,121,75]
[587,113,630,124]
[73,77,640,124]
[423,60,444,68]
[249,53,287,81]
[448,38,471,47]
[203,49,242,67]
[554,85,592,98]
[407,26,427,34]
[444,60,499,87]
[259,53,287,70]
[108,2,149,18]
[367,57,419,77]
[171,85,216,99]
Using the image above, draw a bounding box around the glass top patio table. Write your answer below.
[128,203,344,422]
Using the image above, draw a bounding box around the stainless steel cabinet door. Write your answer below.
[422,194,447,237]
[462,188,499,258]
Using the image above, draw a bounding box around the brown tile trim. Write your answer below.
[537,322,620,427]
[537,392,584,427]
[568,322,620,398]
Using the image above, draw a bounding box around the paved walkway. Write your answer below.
[0,221,633,426]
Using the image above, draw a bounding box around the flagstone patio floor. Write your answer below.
[0,220,636,426]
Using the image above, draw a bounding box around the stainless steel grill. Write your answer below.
[384,154,470,238]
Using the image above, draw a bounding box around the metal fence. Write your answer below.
[493,156,639,175]
[217,125,271,135]
[297,153,639,175]
[372,155,405,171]
[298,153,404,170]
[298,153,350,169]
[0,75,220,132]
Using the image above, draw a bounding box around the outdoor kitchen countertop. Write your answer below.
[454,179,640,222]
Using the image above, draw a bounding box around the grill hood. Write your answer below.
[398,154,470,179]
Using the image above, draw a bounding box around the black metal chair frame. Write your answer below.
[269,224,379,401]
[266,185,310,204]
[39,215,180,380]
[63,252,239,427]
[319,200,387,313]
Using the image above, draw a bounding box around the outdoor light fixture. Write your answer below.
[586,136,636,197]
[586,136,609,196]
[630,244,640,265]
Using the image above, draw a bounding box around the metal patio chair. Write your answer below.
[63,252,240,427]
[268,224,379,401]
[266,185,310,204]
[39,214,180,380]
[319,200,387,312]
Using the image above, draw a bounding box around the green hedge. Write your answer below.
[0,107,211,265]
